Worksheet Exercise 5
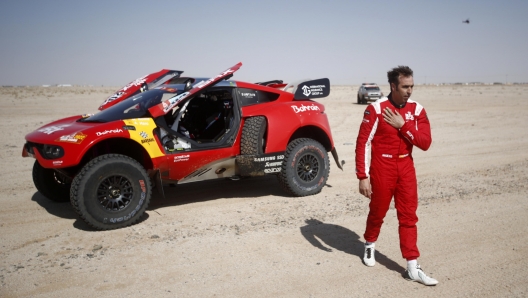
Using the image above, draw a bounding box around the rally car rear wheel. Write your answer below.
[241,116,267,155]
[32,160,71,202]
[70,154,151,230]
[277,138,330,196]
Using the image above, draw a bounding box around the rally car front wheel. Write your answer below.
[32,160,71,202]
[278,138,330,196]
[70,154,151,230]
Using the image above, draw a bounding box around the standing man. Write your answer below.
[355,66,438,286]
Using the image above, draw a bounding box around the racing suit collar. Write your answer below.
[388,93,406,109]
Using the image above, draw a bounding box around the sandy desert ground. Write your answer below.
[0,83,527,297]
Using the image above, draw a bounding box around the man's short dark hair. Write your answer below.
[387,66,413,86]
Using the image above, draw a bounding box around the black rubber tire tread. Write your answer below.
[277,138,330,197]
[240,116,267,155]
[32,160,71,202]
[70,154,151,230]
[357,95,360,104]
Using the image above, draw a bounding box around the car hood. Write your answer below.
[25,115,127,144]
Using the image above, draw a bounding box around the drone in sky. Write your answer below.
[463,19,470,24]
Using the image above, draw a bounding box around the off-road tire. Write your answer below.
[277,138,330,196]
[70,154,151,230]
[357,95,361,104]
[241,116,267,155]
[32,160,71,202]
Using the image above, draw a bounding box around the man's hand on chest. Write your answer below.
[382,107,405,129]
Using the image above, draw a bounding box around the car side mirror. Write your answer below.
[184,79,192,91]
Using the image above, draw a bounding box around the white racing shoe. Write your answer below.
[363,243,376,267]
[405,264,439,286]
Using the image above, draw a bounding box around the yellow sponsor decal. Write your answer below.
[124,118,164,158]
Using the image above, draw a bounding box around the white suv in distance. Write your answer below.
[357,83,383,104]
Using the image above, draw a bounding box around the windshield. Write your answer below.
[81,85,185,123]
[366,87,380,91]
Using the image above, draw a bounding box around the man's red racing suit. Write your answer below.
[355,95,431,260]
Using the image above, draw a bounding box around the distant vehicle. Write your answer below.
[22,62,344,230]
[357,83,383,104]
[463,19,470,24]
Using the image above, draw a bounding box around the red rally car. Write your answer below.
[23,62,343,230]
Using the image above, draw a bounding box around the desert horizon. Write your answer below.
[1,84,527,297]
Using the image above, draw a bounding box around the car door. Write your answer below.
[149,63,243,183]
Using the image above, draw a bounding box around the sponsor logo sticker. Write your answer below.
[137,129,156,144]
[56,132,87,144]
[265,161,282,167]
[405,111,414,121]
[254,155,284,162]
[139,180,146,193]
[173,155,190,162]
[300,84,327,96]
[301,85,311,96]
[290,104,320,113]
[38,124,70,135]
[101,75,150,107]
[163,91,190,113]
[96,129,123,136]
[240,92,256,98]
[264,167,281,173]
[193,68,236,89]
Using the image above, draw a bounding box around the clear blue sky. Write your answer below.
[1,0,527,86]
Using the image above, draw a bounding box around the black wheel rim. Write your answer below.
[97,175,133,211]
[296,153,320,182]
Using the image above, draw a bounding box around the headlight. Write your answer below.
[42,145,64,159]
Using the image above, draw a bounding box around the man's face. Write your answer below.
[391,75,414,103]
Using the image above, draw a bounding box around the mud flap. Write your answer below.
[153,170,165,198]
[236,152,285,177]
[331,148,345,171]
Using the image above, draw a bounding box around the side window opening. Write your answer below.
[159,88,238,152]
